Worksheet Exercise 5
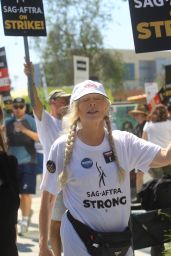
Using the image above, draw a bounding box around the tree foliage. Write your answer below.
[95,51,125,91]
[35,0,126,90]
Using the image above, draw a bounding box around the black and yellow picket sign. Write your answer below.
[128,0,171,53]
[1,0,47,36]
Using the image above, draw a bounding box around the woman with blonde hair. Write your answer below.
[39,81,171,256]
[0,105,20,256]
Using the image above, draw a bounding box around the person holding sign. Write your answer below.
[39,80,171,256]
[24,62,70,256]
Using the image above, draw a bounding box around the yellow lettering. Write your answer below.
[23,21,28,29]
[5,20,18,29]
[34,21,42,29]
[27,21,34,29]
[165,20,171,36]
[150,21,164,38]
[137,22,151,39]
[5,20,11,29]
[10,21,18,29]
[41,21,44,29]
[137,19,171,39]
[19,15,28,20]
[17,21,24,29]
[4,20,45,30]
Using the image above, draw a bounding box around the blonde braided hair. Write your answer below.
[59,100,79,187]
[59,119,78,187]
[105,115,125,182]
[59,100,125,187]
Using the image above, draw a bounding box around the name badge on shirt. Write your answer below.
[103,150,115,163]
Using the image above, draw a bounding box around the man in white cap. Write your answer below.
[24,62,70,256]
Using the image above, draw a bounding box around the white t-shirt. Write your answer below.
[41,130,160,256]
[35,141,43,154]
[143,120,171,148]
[34,109,62,174]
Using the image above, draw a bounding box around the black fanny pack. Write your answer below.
[67,211,131,256]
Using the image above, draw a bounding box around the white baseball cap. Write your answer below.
[70,80,108,105]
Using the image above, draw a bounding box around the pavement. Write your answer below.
[17,184,41,256]
[17,176,151,256]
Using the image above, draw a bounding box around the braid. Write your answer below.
[105,116,125,182]
[59,119,78,187]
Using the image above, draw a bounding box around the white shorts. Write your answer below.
[51,191,66,221]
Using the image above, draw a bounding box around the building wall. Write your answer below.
[111,49,171,90]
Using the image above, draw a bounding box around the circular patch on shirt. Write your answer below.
[81,158,93,169]
[47,160,56,173]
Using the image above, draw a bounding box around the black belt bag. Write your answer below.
[67,211,131,256]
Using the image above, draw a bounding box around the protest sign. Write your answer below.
[145,82,158,104]
[1,0,46,36]
[0,47,10,92]
[128,0,171,53]
[1,0,47,106]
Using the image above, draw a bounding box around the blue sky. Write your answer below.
[0,1,134,92]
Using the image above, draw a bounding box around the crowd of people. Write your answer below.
[1,61,171,256]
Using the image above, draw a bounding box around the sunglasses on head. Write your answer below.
[13,105,25,110]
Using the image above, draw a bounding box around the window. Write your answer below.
[139,61,156,86]
[124,63,135,80]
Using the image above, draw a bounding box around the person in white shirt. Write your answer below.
[24,62,70,256]
[39,80,171,256]
[143,104,171,178]
[142,104,171,256]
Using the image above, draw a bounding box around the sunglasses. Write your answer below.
[13,105,25,110]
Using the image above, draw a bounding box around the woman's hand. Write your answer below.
[24,61,34,78]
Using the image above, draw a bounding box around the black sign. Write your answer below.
[1,0,47,36]
[0,47,10,92]
[0,47,7,68]
[128,1,171,53]
[165,65,171,86]
[77,60,87,71]
[160,87,171,105]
